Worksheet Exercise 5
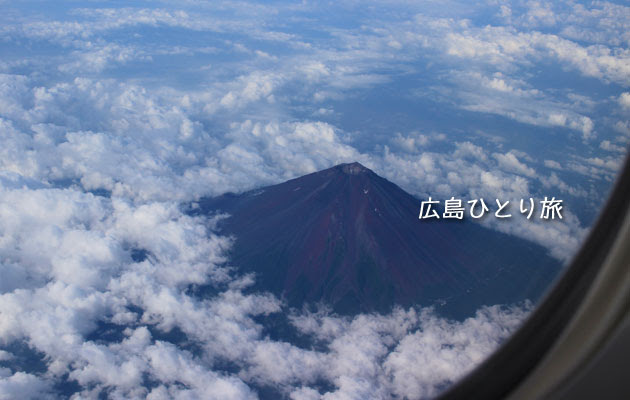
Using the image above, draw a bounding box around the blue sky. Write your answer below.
[0,1,628,399]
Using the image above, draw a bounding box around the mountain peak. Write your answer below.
[336,162,369,175]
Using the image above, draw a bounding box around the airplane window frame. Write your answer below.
[437,152,630,400]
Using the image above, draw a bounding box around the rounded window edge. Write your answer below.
[437,151,630,400]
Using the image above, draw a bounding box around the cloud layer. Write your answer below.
[1,1,628,398]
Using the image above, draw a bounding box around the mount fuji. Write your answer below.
[196,162,560,318]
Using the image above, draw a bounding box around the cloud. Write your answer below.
[614,121,630,138]
[59,43,150,74]
[600,140,626,153]
[0,372,55,400]
[391,132,446,153]
[383,305,528,399]
[493,151,536,177]
[0,182,273,398]
[539,172,588,198]
[559,2,630,47]
[376,144,588,261]
[0,2,623,398]
[286,304,530,400]
[0,74,369,203]
[518,1,557,28]
[435,16,630,86]
[438,71,597,139]
[544,159,562,170]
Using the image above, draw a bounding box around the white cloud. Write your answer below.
[518,1,557,28]
[384,305,528,399]
[376,145,588,261]
[390,131,442,153]
[544,159,562,170]
[441,71,597,138]
[600,140,626,153]
[0,74,370,203]
[0,182,274,398]
[437,18,630,86]
[539,172,588,198]
[559,2,630,47]
[614,121,630,138]
[0,372,55,400]
[59,43,150,74]
[217,72,279,111]
[493,151,536,177]
[453,142,488,162]
[287,304,530,400]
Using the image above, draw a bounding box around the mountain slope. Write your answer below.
[196,162,561,318]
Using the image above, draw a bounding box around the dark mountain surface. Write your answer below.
[195,162,561,318]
